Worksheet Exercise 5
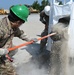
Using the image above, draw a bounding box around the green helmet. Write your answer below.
[10,5,29,21]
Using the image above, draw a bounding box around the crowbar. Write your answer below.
[6,33,56,61]
[8,33,56,51]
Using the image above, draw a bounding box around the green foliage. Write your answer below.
[40,0,50,11]
[32,0,40,10]
[31,0,50,12]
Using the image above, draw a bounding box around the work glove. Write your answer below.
[0,48,9,56]
[31,38,38,42]
[50,32,61,41]
[0,48,9,64]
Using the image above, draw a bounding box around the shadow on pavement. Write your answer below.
[21,43,40,57]
[19,43,50,70]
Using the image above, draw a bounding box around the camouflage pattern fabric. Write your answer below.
[39,11,49,52]
[0,59,17,75]
[40,10,49,25]
[0,17,31,48]
[0,17,31,75]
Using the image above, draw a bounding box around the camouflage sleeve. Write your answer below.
[13,28,22,37]
[14,28,31,41]
[40,11,46,24]
[0,29,4,40]
[19,30,31,41]
[0,20,4,38]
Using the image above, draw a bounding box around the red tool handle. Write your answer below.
[8,33,56,51]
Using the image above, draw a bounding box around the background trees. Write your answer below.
[32,0,50,12]
[32,0,40,10]
[31,0,63,12]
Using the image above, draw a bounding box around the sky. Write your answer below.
[0,0,73,9]
[0,0,42,9]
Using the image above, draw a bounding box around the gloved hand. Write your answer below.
[0,48,9,55]
[31,38,38,42]
[50,32,61,41]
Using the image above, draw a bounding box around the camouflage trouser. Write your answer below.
[0,59,17,75]
[40,29,48,52]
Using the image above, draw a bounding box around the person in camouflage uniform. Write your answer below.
[39,5,50,53]
[50,16,70,75]
[0,5,32,75]
[37,5,51,69]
